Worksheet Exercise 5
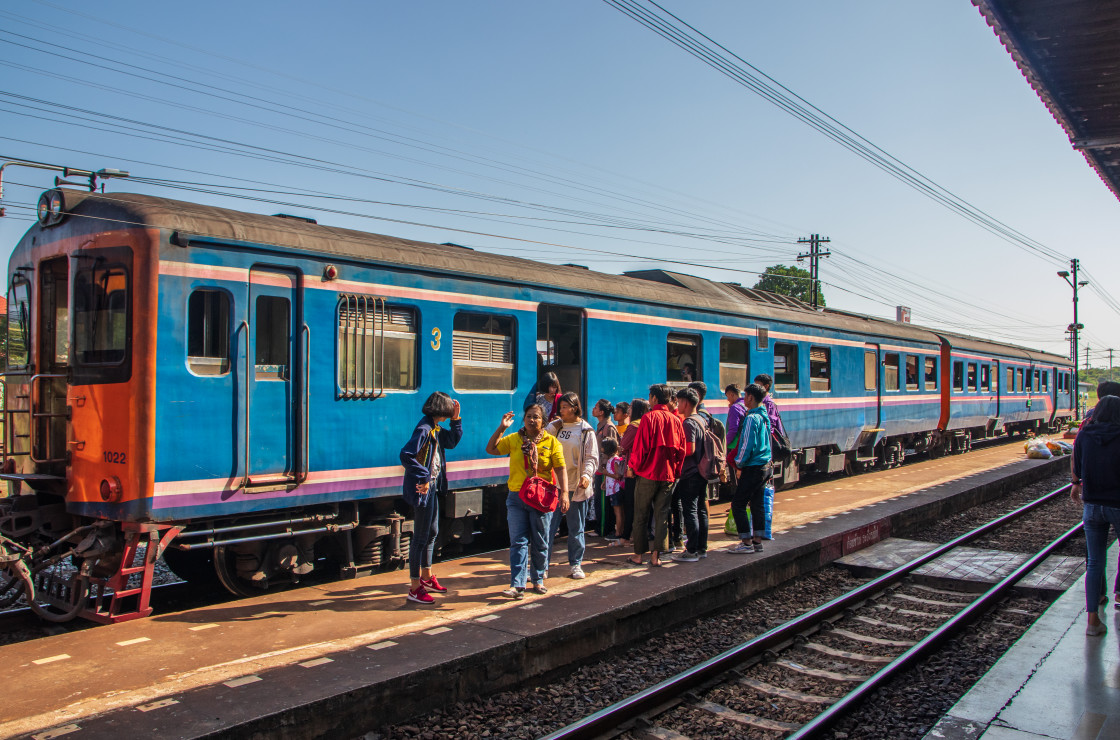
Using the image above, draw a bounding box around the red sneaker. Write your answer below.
[421,575,447,593]
[407,585,435,604]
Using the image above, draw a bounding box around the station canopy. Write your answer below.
[975,0,1120,202]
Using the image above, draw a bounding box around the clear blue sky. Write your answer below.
[2,1,1118,363]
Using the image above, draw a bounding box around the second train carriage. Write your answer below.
[0,189,1074,621]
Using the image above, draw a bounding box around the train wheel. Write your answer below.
[213,545,269,598]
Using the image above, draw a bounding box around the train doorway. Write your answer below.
[34,258,69,468]
[246,267,300,485]
[537,305,584,401]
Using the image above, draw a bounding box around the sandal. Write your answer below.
[624,557,645,567]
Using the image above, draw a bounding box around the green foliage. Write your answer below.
[752,264,826,307]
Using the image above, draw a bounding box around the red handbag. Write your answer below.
[519,472,559,513]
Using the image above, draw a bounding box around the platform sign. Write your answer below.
[842,521,890,555]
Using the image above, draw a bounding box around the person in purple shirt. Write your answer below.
[753,374,787,439]
[724,384,746,486]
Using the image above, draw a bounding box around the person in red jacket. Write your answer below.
[626,384,686,567]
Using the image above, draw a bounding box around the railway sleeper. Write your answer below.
[693,700,802,733]
[739,677,833,705]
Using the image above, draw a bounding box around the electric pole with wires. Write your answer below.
[796,233,831,309]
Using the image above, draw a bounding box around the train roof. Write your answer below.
[19,189,1070,366]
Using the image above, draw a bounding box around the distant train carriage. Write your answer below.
[0,189,1073,622]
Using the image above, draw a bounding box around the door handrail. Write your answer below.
[299,323,310,484]
[28,373,67,465]
[235,320,249,488]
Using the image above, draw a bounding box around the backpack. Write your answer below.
[692,413,729,484]
[770,426,792,463]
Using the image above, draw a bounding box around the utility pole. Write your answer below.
[1109,349,1114,382]
[1058,258,1086,419]
[796,233,831,309]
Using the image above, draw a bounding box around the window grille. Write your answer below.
[337,295,417,397]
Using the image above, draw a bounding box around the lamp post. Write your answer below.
[1058,259,1088,419]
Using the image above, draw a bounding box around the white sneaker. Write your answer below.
[570,564,586,579]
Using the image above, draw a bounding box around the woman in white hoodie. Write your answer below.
[546,392,600,579]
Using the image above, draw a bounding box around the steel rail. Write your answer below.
[540,483,1073,740]
[789,519,1082,739]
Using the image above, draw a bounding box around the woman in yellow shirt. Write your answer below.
[486,405,568,598]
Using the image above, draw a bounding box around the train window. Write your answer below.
[453,312,514,391]
[773,343,798,391]
[187,290,230,376]
[73,264,128,366]
[1017,368,1024,393]
[1006,367,1014,394]
[980,364,990,392]
[5,279,30,370]
[719,338,749,391]
[1033,370,1040,391]
[1041,372,1048,391]
[667,334,700,384]
[1025,369,1033,392]
[924,357,937,390]
[255,296,290,380]
[953,361,964,391]
[884,353,899,391]
[904,355,919,390]
[967,363,977,392]
[809,346,830,391]
[337,296,418,394]
[864,350,877,391]
[756,326,769,351]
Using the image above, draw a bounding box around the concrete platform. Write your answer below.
[926,540,1119,740]
[1,444,1065,740]
[837,538,1085,595]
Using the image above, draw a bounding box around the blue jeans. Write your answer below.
[507,490,552,588]
[548,497,591,567]
[409,487,439,579]
[1083,503,1120,612]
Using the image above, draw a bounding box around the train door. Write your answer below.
[856,344,881,459]
[33,258,69,468]
[245,267,300,485]
[863,344,881,429]
[537,305,584,401]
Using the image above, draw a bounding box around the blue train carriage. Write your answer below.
[0,189,837,620]
[938,332,1073,445]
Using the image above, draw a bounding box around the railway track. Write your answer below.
[541,484,1079,740]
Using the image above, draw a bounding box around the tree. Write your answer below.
[752,264,826,307]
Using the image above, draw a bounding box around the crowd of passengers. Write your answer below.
[398,373,786,604]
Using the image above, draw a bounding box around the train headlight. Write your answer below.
[99,476,123,503]
[36,189,65,227]
[323,264,338,281]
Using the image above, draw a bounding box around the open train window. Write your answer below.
[953,361,964,392]
[1006,367,1014,394]
[773,343,798,391]
[1017,368,1024,393]
[72,253,132,386]
[453,312,514,391]
[967,363,977,392]
[904,355,919,390]
[6,279,30,371]
[188,290,230,376]
[980,364,990,392]
[1041,371,1048,391]
[719,337,749,392]
[864,350,877,391]
[667,333,700,384]
[337,296,418,394]
[1033,369,1040,391]
[924,357,937,390]
[255,296,290,380]
[884,353,900,391]
[1025,369,1033,392]
[809,346,830,392]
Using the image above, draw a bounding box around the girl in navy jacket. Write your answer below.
[400,392,463,604]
